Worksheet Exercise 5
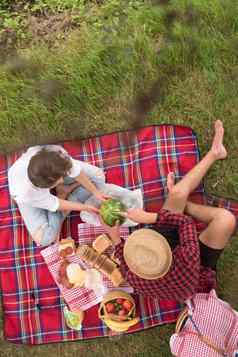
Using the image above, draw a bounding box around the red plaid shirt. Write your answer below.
[115,209,217,302]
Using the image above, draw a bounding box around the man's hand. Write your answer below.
[99,215,121,245]
[121,208,158,224]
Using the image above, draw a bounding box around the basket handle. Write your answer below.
[175,308,189,333]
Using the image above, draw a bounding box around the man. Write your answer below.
[103,120,236,302]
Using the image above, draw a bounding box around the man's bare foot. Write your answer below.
[56,182,80,200]
[210,120,227,160]
[167,172,175,193]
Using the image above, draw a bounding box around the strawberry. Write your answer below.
[118,309,127,316]
[105,302,115,313]
[122,300,133,311]
[116,298,124,304]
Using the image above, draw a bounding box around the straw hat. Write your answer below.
[123,229,172,280]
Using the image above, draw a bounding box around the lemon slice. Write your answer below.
[63,306,84,330]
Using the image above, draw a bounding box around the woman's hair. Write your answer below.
[27,148,72,188]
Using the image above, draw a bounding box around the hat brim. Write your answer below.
[123,228,172,280]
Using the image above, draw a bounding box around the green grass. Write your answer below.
[0,0,238,356]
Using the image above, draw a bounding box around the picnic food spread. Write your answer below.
[100,198,126,226]
[57,235,133,331]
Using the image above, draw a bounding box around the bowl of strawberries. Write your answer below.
[98,290,139,332]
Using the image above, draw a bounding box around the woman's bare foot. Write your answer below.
[210,120,227,160]
[167,172,175,193]
[56,182,80,200]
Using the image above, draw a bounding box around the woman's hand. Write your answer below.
[121,208,157,224]
[82,205,99,214]
[93,190,111,202]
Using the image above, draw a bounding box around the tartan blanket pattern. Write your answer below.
[41,225,133,312]
[0,125,238,345]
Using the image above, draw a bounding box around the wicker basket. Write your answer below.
[173,306,236,355]
[175,307,189,333]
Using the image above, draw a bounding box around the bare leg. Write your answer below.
[186,201,236,249]
[185,201,226,224]
[55,182,80,200]
[163,120,227,214]
[169,120,226,196]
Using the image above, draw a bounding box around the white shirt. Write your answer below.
[8,145,82,212]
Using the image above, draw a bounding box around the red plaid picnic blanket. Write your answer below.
[41,225,133,311]
[0,125,238,345]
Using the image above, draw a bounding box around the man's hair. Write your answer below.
[27,149,72,188]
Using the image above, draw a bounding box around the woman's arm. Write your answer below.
[58,198,99,213]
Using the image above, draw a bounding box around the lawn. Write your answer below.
[0,0,238,356]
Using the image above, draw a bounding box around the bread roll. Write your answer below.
[92,234,112,254]
[59,237,75,258]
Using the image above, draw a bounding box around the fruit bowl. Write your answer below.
[98,290,139,332]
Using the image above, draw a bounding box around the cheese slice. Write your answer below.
[66,263,86,288]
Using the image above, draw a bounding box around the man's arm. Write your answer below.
[122,208,158,224]
[99,218,121,245]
